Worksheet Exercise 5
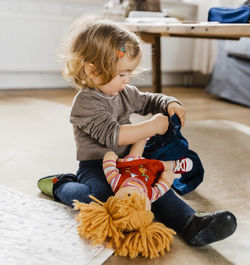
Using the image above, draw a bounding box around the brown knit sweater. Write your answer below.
[70,85,180,161]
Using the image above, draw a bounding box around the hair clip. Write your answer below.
[117,44,125,58]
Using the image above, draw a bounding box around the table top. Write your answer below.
[123,22,250,39]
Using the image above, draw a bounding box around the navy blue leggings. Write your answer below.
[54,159,195,233]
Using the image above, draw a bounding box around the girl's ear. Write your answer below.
[84,63,96,79]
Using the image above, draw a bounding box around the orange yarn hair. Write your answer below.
[73,194,176,259]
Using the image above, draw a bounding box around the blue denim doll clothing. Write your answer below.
[143,114,204,195]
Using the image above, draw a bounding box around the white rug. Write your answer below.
[0,184,113,265]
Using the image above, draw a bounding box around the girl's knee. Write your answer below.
[56,182,92,205]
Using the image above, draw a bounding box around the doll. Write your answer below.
[74,139,193,259]
[103,139,193,210]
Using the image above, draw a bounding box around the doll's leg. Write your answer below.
[161,158,193,173]
[161,160,175,171]
[129,139,147,157]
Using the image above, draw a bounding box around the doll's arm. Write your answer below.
[151,170,174,202]
[103,151,121,193]
[129,139,147,157]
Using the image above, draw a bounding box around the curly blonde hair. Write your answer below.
[59,16,141,90]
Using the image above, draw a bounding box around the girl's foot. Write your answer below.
[37,173,76,198]
[181,211,237,247]
[37,175,60,198]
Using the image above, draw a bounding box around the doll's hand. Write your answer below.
[167,102,186,127]
[103,151,118,162]
[150,113,169,135]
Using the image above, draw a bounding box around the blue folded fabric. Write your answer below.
[143,114,204,195]
[208,6,250,23]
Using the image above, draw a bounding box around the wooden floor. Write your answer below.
[1,86,249,126]
[1,86,250,265]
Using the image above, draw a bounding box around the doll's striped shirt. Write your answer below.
[103,155,171,202]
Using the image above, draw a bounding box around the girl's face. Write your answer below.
[95,54,141,96]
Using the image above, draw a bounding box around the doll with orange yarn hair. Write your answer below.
[103,138,193,210]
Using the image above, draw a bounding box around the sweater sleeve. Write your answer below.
[102,159,121,193]
[70,92,120,149]
[151,177,171,202]
[124,85,181,116]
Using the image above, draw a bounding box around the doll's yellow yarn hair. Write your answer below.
[73,195,126,248]
[73,194,176,259]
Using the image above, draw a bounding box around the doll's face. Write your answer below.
[115,187,151,211]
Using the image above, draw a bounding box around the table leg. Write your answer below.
[138,33,162,93]
[151,34,162,93]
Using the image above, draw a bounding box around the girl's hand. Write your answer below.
[167,102,186,127]
[150,113,169,135]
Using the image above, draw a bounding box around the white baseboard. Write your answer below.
[0,72,68,89]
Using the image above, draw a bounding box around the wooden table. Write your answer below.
[124,22,250,93]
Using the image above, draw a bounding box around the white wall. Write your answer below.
[0,0,104,89]
[2,0,236,89]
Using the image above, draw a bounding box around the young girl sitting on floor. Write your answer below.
[38,15,236,247]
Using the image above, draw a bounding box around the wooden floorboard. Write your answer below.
[1,86,249,126]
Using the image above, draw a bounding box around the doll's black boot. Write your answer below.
[181,210,237,247]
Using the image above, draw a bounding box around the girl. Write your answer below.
[38,16,236,247]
